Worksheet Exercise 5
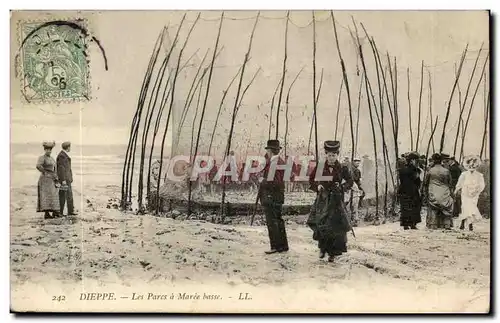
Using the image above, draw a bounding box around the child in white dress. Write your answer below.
[454,155,486,231]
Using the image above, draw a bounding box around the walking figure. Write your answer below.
[258,139,289,254]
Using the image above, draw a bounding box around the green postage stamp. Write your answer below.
[18,20,91,103]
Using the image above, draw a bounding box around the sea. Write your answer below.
[10,142,163,189]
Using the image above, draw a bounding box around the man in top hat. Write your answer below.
[57,141,77,216]
[307,140,353,262]
[398,152,422,230]
[258,139,288,254]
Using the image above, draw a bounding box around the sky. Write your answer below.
[10,10,489,158]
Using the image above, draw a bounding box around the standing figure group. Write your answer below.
[36,141,77,219]
[257,139,353,263]
[398,151,486,231]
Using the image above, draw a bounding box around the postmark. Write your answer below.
[18,19,91,103]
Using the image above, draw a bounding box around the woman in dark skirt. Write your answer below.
[307,140,353,263]
[36,141,60,219]
[398,152,422,230]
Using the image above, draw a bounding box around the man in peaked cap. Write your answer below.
[258,139,288,254]
[57,141,77,216]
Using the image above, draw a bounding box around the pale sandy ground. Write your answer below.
[10,182,490,313]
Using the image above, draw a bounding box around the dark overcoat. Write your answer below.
[307,160,353,254]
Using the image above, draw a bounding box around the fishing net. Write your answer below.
[120,11,489,211]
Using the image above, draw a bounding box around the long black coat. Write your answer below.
[307,160,353,249]
[259,156,285,205]
[398,164,422,226]
[56,150,73,184]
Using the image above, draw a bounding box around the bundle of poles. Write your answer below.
[120,11,490,221]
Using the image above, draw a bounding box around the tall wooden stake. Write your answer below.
[312,11,319,162]
[407,67,414,151]
[353,18,379,220]
[415,60,424,152]
[452,43,483,156]
[354,71,364,154]
[427,70,435,153]
[439,44,468,153]
[334,79,344,140]
[284,67,304,157]
[207,66,242,158]
[220,12,260,221]
[460,53,489,160]
[156,14,198,214]
[121,28,165,208]
[268,78,283,140]
[331,12,356,166]
[188,12,225,216]
[275,11,290,140]
[173,49,211,153]
[480,74,490,159]
[307,69,323,155]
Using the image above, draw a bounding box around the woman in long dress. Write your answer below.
[398,152,422,230]
[307,140,353,263]
[423,153,454,230]
[455,155,485,231]
[36,141,60,219]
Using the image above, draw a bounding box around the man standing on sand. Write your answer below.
[258,139,288,254]
[57,141,77,216]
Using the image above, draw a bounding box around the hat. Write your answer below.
[420,154,426,159]
[42,141,55,149]
[406,152,420,160]
[463,155,481,170]
[265,139,282,150]
[441,153,451,159]
[62,141,71,149]
[353,156,361,162]
[363,154,370,159]
[324,140,340,153]
[430,153,443,163]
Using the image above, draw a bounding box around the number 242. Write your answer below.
[52,295,66,302]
